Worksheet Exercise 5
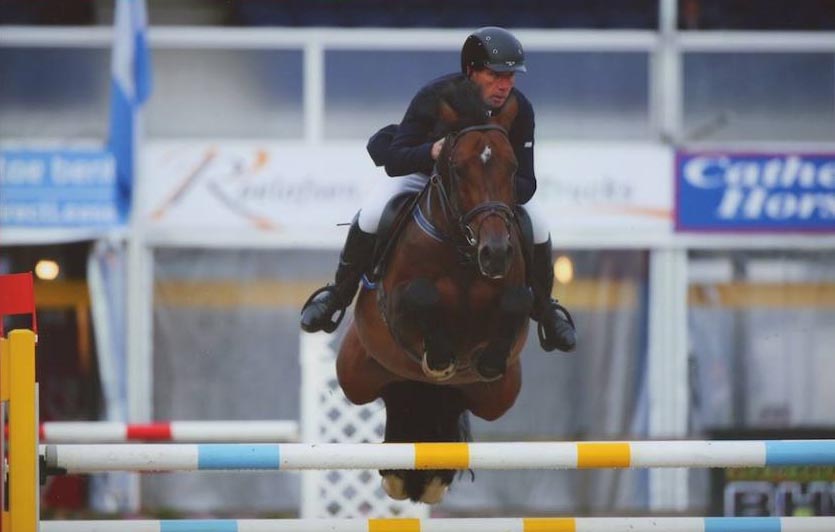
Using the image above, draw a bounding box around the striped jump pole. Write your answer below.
[43,440,835,473]
[38,517,835,532]
[24,420,300,443]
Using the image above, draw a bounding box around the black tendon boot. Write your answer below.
[530,239,577,352]
[300,216,377,333]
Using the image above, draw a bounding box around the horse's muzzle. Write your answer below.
[477,239,512,279]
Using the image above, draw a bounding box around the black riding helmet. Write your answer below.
[460,26,526,74]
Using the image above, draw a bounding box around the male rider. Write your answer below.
[301,26,576,353]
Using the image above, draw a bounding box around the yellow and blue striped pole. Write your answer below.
[37,516,835,531]
[43,439,835,473]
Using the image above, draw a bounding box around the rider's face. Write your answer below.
[469,68,515,109]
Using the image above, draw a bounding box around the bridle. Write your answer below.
[423,124,516,261]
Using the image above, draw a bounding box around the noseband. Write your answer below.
[424,124,516,259]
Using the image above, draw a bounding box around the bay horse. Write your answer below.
[337,80,532,504]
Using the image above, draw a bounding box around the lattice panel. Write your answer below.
[300,331,429,518]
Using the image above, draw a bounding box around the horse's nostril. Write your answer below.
[479,246,492,263]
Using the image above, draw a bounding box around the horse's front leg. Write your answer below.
[393,277,456,381]
[336,321,400,405]
[472,284,531,381]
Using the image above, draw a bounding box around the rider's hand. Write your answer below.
[431,138,446,160]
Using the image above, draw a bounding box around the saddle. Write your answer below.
[368,191,419,283]
[514,205,535,284]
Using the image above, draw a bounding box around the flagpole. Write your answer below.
[108,0,153,513]
[124,126,150,513]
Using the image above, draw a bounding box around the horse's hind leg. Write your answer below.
[395,278,455,380]
[379,381,467,504]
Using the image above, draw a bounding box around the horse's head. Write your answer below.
[434,80,520,279]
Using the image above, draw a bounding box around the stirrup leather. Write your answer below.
[301,284,347,333]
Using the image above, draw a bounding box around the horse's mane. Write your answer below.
[433,79,489,136]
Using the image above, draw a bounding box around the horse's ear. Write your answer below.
[490,93,519,133]
[437,100,460,129]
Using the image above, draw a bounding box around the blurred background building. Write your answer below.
[2,0,835,521]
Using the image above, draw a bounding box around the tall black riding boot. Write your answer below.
[300,216,377,333]
[530,238,577,352]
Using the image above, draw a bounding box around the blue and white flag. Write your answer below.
[108,0,152,222]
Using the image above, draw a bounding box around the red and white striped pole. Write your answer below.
[5,420,299,443]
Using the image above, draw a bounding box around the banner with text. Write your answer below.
[142,141,674,242]
[0,148,122,228]
[535,142,672,235]
[142,142,375,236]
[676,151,835,232]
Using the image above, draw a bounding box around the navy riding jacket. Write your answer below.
[377,73,538,205]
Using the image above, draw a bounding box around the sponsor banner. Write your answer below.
[142,141,674,239]
[677,151,835,232]
[0,149,122,228]
[535,142,673,234]
[142,142,379,234]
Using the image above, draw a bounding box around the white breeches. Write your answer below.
[358,173,550,244]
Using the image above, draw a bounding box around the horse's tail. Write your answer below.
[458,409,476,482]
[458,409,472,443]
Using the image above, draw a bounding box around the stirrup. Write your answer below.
[536,300,575,350]
[301,285,347,334]
[553,301,575,328]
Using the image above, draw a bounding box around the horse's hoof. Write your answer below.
[421,352,456,381]
[474,350,507,382]
[419,477,449,504]
[475,365,505,382]
[381,475,409,500]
